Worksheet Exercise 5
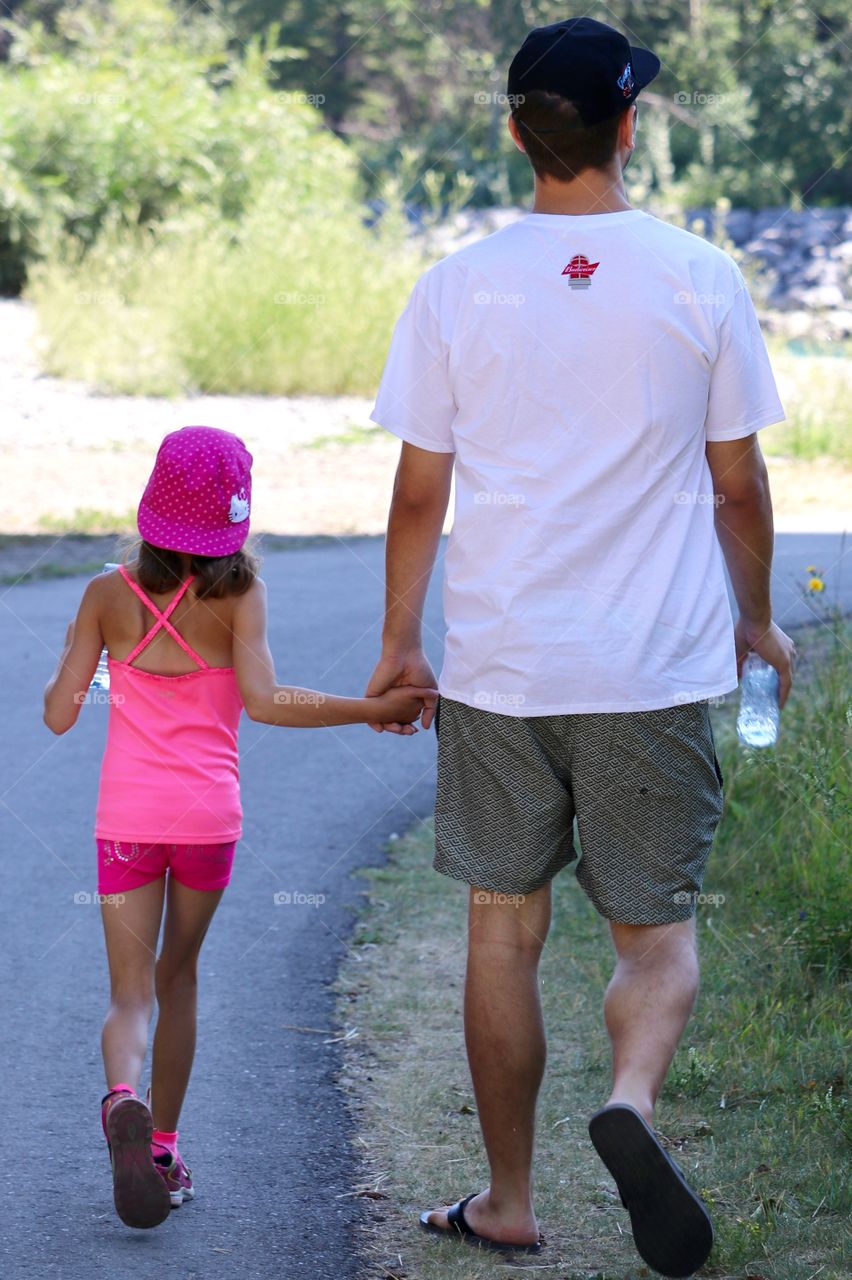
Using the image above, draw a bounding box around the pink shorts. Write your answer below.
[97,839,237,895]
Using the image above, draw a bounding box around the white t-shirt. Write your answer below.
[370,209,785,714]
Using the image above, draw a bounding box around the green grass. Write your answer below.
[337,616,851,1280]
[762,343,852,467]
[300,422,384,450]
[37,508,137,534]
[28,184,427,398]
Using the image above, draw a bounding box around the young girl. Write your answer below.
[43,425,435,1231]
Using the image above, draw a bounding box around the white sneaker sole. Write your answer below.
[169,1186,195,1207]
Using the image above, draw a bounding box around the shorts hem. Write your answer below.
[168,871,232,893]
[593,905,697,926]
[576,872,699,926]
[97,869,233,895]
[432,849,578,897]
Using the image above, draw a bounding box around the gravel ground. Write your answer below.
[0,299,402,540]
[1,298,849,559]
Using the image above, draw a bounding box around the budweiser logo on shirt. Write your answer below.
[562,254,600,288]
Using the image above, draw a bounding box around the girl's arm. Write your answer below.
[43,579,105,734]
[233,578,435,730]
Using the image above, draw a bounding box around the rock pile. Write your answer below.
[684,206,851,337]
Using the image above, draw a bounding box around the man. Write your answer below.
[365,16,796,1278]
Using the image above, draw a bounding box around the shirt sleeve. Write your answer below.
[369,269,457,453]
[704,269,786,442]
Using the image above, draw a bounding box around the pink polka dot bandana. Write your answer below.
[137,426,253,556]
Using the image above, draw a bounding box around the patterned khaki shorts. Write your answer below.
[433,696,725,926]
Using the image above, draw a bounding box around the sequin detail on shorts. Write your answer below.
[101,840,144,867]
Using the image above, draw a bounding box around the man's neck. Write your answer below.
[531,166,632,216]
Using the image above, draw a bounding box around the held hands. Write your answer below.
[735,616,796,709]
[365,650,439,734]
[369,684,438,735]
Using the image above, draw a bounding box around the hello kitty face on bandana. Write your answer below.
[228,488,250,523]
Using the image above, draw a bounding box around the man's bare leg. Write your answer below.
[590,916,715,1276]
[424,883,551,1245]
[603,918,699,1122]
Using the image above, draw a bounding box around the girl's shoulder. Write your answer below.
[82,564,125,604]
[80,563,139,629]
[233,574,266,598]
[229,575,269,641]
[90,563,139,606]
[231,574,267,615]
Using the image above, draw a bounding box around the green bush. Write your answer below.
[28,180,426,395]
[0,0,359,294]
[12,0,428,394]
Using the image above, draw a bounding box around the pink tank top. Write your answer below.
[95,566,243,844]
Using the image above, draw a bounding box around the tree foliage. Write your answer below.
[217,0,852,208]
[2,0,849,293]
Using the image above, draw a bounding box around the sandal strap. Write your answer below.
[446,1192,479,1237]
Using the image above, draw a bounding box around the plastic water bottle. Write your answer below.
[736,653,780,748]
[89,563,120,693]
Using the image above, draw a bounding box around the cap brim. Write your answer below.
[138,505,250,557]
[630,45,660,92]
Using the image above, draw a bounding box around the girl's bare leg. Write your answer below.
[100,878,166,1090]
[150,877,224,1132]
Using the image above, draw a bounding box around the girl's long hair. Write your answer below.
[122,537,260,599]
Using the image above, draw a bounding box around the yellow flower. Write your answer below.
[808,576,825,592]
[806,564,817,573]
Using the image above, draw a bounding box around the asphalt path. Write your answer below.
[0,537,445,1280]
[0,529,848,1280]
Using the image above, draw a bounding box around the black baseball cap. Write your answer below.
[507,17,660,127]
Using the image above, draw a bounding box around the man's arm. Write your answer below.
[705,433,796,707]
[365,442,454,731]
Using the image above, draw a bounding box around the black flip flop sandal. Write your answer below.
[419,1193,543,1254]
[588,1104,713,1277]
